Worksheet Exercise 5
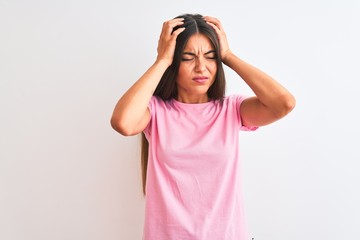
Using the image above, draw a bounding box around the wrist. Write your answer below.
[221,50,234,66]
[154,58,172,69]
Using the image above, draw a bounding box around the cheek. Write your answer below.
[176,65,189,84]
[208,63,217,75]
[178,64,192,76]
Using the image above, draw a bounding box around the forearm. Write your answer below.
[111,60,168,133]
[224,51,295,116]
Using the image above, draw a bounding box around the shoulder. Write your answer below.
[149,95,167,109]
[224,94,249,101]
[148,96,175,115]
[222,94,250,107]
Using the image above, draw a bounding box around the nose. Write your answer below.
[195,56,206,72]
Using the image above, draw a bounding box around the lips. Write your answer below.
[193,76,208,84]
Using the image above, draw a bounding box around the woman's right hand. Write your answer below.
[156,18,185,66]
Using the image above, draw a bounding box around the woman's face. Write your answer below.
[175,33,217,103]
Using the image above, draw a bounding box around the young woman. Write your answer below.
[111,13,295,240]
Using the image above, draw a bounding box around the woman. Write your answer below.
[111,13,295,240]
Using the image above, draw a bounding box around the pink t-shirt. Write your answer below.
[143,95,258,240]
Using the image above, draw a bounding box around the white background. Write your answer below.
[1,0,359,239]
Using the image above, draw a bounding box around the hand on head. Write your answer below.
[156,18,185,66]
[156,15,231,67]
[203,16,231,63]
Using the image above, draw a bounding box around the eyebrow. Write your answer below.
[182,50,216,56]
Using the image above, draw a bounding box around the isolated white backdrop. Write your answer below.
[1,0,359,239]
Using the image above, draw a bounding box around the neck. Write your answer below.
[176,94,209,104]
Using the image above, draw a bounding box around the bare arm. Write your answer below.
[224,54,296,126]
[205,16,296,127]
[110,18,185,136]
[110,61,168,136]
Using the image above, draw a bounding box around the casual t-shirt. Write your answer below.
[142,95,258,240]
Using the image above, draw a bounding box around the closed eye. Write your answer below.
[204,50,216,59]
[181,52,196,61]
[181,50,217,61]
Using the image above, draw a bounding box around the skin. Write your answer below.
[111,16,296,136]
[204,16,296,127]
[176,33,217,103]
[110,18,185,136]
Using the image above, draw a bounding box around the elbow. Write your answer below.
[284,94,296,113]
[275,94,296,118]
[287,94,296,112]
[110,117,134,136]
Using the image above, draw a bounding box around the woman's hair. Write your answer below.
[141,13,226,195]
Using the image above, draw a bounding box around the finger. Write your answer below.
[206,21,221,34]
[204,16,224,32]
[163,18,184,36]
[159,18,183,38]
[171,27,185,38]
[203,16,220,24]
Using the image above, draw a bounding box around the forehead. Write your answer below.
[183,33,214,51]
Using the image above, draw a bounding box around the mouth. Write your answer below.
[193,76,208,84]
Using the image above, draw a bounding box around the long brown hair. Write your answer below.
[141,13,226,195]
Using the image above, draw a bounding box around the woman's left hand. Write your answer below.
[203,16,231,63]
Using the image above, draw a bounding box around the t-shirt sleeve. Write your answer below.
[233,95,259,131]
[142,96,157,138]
